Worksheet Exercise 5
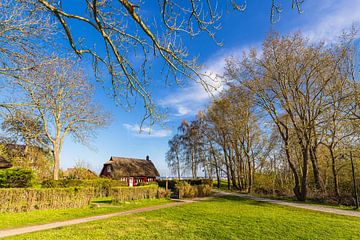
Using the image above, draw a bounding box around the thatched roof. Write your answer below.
[105,156,160,177]
[0,156,12,169]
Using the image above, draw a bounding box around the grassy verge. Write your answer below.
[0,198,171,230]
[7,196,360,240]
[213,185,360,211]
[240,192,360,212]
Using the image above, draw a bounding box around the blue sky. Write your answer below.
[57,0,360,176]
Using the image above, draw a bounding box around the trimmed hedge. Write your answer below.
[0,168,34,188]
[158,179,213,191]
[42,178,128,197]
[0,187,94,212]
[110,185,159,202]
[176,183,212,198]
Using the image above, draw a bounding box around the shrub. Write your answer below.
[41,178,127,197]
[62,167,98,180]
[175,182,212,198]
[157,180,178,190]
[138,181,158,187]
[157,187,171,198]
[187,179,213,186]
[110,185,159,202]
[0,168,34,188]
[252,173,293,196]
[0,187,94,212]
[157,179,213,190]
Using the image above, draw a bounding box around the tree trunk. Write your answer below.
[228,148,238,189]
[247,156,252,193]
[350,151,359,209]
[176,155,181,180]
[223,146,231,189]
[329,147,340,198]
[309,146,324,192]
[284,142,301,200]
[300,147,308,201]
[53,147,60,180]
[191,149,196,179]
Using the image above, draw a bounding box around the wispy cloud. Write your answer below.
[123,123,172,138]
[158,46,252,117]
[301,0,360,42]
[159,0,360,119]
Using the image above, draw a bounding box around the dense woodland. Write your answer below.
[166,30,360,203]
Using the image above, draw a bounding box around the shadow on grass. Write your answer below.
[91,198,113,204]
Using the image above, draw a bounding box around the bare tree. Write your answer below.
[9,0,305,124]
[166,134,182,179]
[9,57,108,180]
[226,33,342,200]
[0,0,55,73]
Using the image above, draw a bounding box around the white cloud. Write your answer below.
[301,0,360,42]
[123,123,172,138]
[159,0,360,119]
[158,46,253,117]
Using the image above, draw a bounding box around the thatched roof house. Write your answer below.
[100,156,160,186]
[0,156,12,169]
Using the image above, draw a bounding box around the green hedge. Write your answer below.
[158,179,213,190]
[0,168,34,188]
[176,183,212,198]
[110,185,159,202]
[0,187,94,212]
[42,178,128,197]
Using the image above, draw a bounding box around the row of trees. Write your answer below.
[166,30,360,202]
[0,0,305,180]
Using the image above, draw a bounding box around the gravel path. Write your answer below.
[0,200,192,239]
[217,190,360,218]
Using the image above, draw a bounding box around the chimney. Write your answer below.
[146,155,150,161]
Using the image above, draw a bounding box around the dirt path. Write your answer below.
[216,190,360,218]
[0,200,192,239]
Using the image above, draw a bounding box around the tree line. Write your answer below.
[166,29,360,202]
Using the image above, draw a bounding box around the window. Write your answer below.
[107,165,112,172]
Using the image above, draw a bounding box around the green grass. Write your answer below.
[245,192,360,212]
[0,198,171,230]
[7,196,360,240]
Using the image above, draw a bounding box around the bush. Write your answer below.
[157,187,171,198]
[175,182,212,198]
[41,178,127,197]
[138,181,158,187]
[0,187,94,212]
[252,173,293,196]
[157,180,178,190]
[110,185,159,202]
[158,179,213,190]
[0,168,34,188]
[187,179,213,186]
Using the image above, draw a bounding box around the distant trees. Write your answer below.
[169,30,360,203]
[7,58,108,180]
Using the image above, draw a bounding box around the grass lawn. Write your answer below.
[6,196,360,240]
[0,198,171,230]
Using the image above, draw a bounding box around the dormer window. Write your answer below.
[107,165,112,172]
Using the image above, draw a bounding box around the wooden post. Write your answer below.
[350,151,359,210]
[166,176,168,192]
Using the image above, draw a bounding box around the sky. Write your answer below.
[55,0,360,176]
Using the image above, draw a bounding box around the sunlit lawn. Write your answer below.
[7,196,360,240]
[0,198,171,230]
